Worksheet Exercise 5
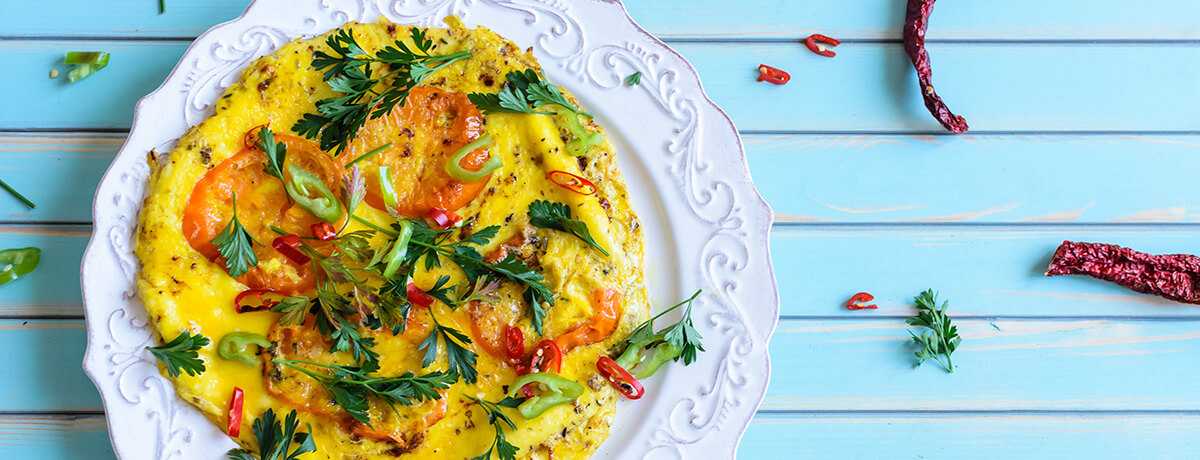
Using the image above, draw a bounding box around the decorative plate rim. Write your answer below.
[80,1,779,458]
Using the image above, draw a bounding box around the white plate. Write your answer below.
[80,1,778,458]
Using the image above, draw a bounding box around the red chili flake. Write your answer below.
[845,291,878,310]
[904,0,969,134]
[310,222,337,241]
[804,34,840,58]
[756,64,791,85]
[1046,241,1200,305]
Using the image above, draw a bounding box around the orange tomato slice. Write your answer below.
[343,86,492,217]
[182,132,344,294]
[555,288,622,352]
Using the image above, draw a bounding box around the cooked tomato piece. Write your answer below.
[344,87,492,216]
[555,288,622,352]
[182,132,344,294]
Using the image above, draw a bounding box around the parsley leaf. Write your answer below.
[624,71,642,87]
[468,69,586,116]
[906,289,961,373]
[225,409,316,460]
[528,200,609,256]
[419,310,478,384]
[469,397,519,460]
[258,126,287,181]
[275,360,454,426]
[294,28,471,154]
[211,194,257,277]
[271,295,311,327]
[661,292,705,365]
[147,331,209,378]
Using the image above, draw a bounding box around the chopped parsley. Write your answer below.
[528,200,609,256]
[907,289,961,373]
[624,71,642,87]
[225,409,317,460]
[146,331,209,378]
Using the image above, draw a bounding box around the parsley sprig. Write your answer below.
[469,397,520,460]
[275,359,455,426]
[258,126,287,180]
[293,28,471,154]
[621,290,705,366]
[907,289,961,373]
[211,194,257,277]
[147,331,209,378]
[469,69,588,117]
[419,310,479,384]
[528,200,608,256]
[226,409,317,460]
[273,281,382,372]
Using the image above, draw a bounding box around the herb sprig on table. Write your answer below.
[293,28,471,154]
[226,409,317,460]
[906,289,961,373]
[147,331,209,378]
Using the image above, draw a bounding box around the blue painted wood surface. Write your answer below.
[2,1,1199,459]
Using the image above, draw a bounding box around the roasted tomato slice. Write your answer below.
[345,87,492,217]
[555,288,622,352]
[182,131,344,294]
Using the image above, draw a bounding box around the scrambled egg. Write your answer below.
[135,17,648,459]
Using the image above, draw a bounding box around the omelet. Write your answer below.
[134,17,649,459]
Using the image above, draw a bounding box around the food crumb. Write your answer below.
[49,68,60,79]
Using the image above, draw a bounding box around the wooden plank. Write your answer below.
[4,40,1199,132]
[740,413,1200,459]
[10,133,1200,225]
[0,320,99,411]
[0,227,88,317]
[4,0,1199,40]
[3,412,1199,459]
[14,226,1200,318]
[750,134,1200,224]
[12,317,1200,412]
[0,135,119,224]
[0,415,113,460]
[763,318,1200,411]
[772,226,1200,318]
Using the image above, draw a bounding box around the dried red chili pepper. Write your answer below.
[547,170,597,195]
[503,325,525,365]
[271,234,310,266]
[756,64,791,85]
[845,291,878,310]
[1046,241,1200,305]
[310,222,337,241]
[904,0,969,134]
[804,34,840,58]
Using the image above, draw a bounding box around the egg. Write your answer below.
[135,17,649,459]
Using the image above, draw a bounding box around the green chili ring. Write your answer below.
[506,372,585,419]
[284,163,343,223]
[217,332,272,366]
[445,134,500,182]
[382,220,414,279]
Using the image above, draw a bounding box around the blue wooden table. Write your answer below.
[3,1,1200,458]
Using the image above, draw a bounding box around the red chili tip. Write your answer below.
[804,34,841,58]
[756,64,791,85]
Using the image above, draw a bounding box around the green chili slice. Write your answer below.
[631,342,681,379]
[444,134,500,182]
[217,332,271,366]
[506,372,585,419]
[377,166,400,213]
[562,113,602,157]
[284,163,342,223]
[64,52,111,83]
[382,220,414,279]
[0,247,40,286]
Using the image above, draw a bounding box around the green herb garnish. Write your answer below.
[63,51,110,83]
[226,409,317,460]
[528,200,608,256]
[617,290,705,371]
[293,28,471,154]
[258,126,287,180]
[0,179,35,209]
[907,289,961,373]
[211,193,257,277]
[469,397,520,460]
[147,331,209,378]
[469,69,588,116]
[624,71,642,87]
[275,359,455,426]
[419,310,478,384]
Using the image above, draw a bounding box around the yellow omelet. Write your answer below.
[135,17,649,459]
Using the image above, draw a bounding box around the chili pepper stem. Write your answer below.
[0,178,36,209]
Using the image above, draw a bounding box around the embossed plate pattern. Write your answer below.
[80,1,778,458]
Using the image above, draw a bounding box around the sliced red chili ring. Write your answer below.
[311,222,337,241]
[407,282,435,308]
[226,386,245,437]
[243,123,269,150]
[271,234,310,266]
[804,33,841,58]
[547,170,597,196]
[519,340,563,397]
[756,64,791,85]
[596,356,644,400]
[427,207,460,229]
[845,291,878,310]
[503,325,526,365]
[234,289,284,313]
